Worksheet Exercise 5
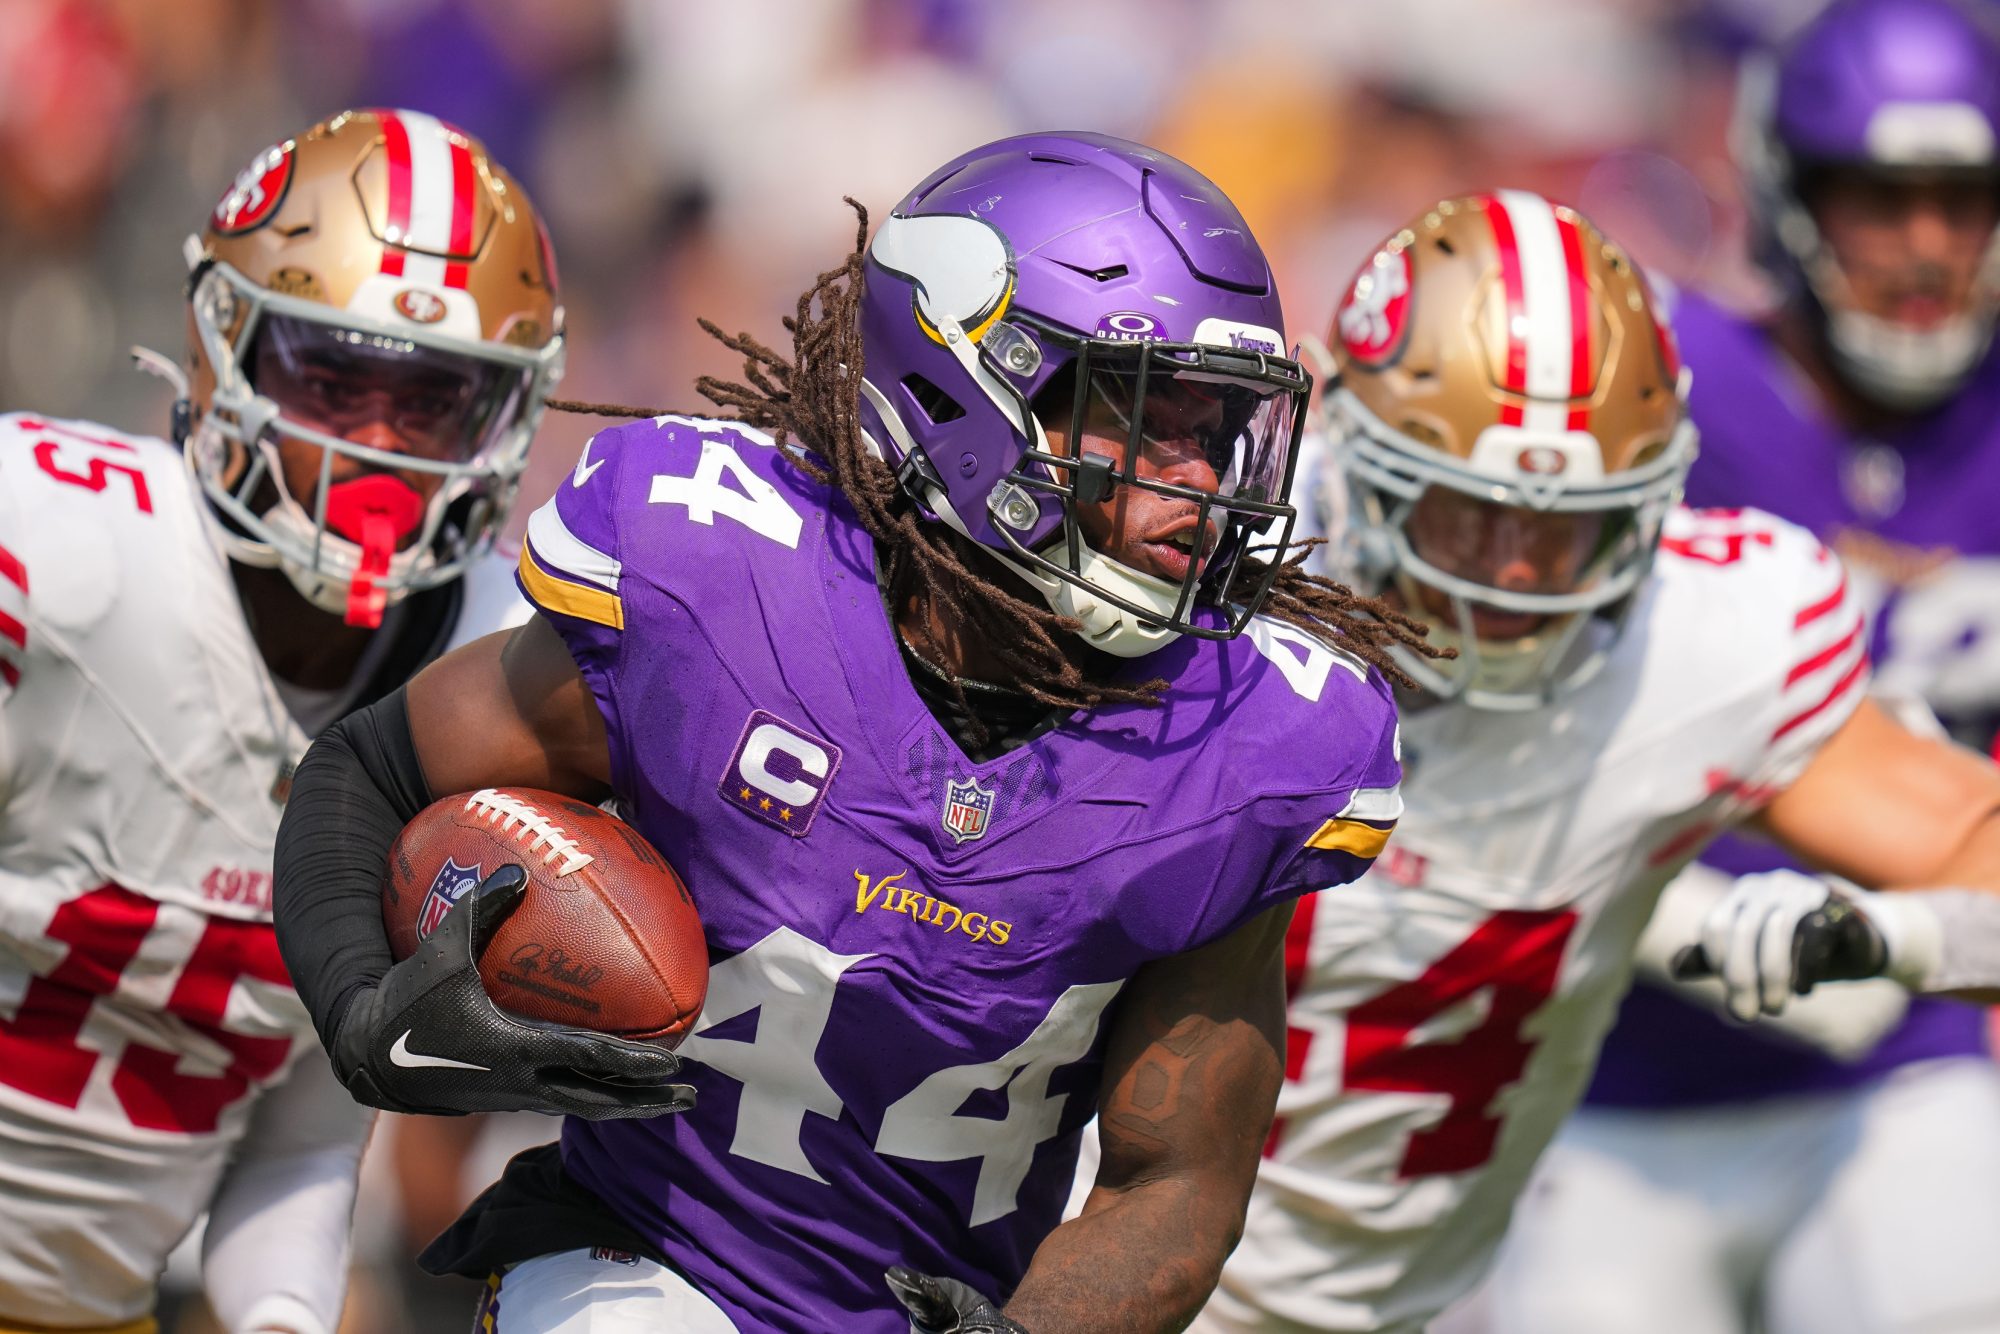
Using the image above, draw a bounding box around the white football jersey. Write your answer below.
[0,412,527,1325]
[1205,506,1868,1334]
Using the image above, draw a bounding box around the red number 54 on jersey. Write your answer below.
[1269,899,1578,1178]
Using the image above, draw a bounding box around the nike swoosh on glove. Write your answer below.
[330,864,696,1118]
[886,1267,1028,1334]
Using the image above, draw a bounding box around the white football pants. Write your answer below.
[477,1250,739,1332]
[1487,1057,2000,1334]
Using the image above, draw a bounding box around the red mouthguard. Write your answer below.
[324,475,424,628]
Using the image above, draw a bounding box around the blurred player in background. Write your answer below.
[270,131,1427,1332]
[0,108,562,1333]
[1494,2,2000,1331]
[1204,187,2000,1334]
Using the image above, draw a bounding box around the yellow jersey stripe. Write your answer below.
[518,543,624,630]
[1304,817,1393,859]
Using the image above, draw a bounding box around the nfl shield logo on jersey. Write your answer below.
[417,857,483,940]
[941,776,995,845]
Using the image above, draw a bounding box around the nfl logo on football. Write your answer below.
[417,857,483,940]
[941,776,995,845]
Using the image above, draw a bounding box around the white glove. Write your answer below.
[1639,864,1910,1057]
[1677,870,1942,1022]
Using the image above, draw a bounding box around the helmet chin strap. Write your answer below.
[1001,548,1184,658]
[1789,210,1999,411]
[324,475,425,628]
[1824,305,1990,411]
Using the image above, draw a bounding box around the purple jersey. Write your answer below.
[512,415,1403,1331]
[1587,289,1993,1110]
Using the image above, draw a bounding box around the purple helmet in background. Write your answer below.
[1740,0,2000,408]
[857,132,1310,658]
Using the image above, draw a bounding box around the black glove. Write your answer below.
[330,865,696,1118]
[886,1267,1028,1334]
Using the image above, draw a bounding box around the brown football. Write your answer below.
[382,787,706,1045]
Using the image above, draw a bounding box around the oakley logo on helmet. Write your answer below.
[212,141,295,235]
[720,710,842,837]
[1095,311,1166,341]
[1336,247,1413,366]
[393,288,449,324]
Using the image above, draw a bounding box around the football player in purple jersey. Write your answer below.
[271,133,1436,1331]
[1496,3,2000,1331]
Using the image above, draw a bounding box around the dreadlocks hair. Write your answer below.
[550,198,1449,722]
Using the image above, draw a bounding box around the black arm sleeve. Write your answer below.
[273,688,434,1054]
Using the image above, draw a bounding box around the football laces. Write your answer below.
[464,789,596,877]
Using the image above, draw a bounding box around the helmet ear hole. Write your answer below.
[901,373,966,425]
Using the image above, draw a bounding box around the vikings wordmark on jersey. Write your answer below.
[1209,507,1866,1334]
[512,414,1403,1332]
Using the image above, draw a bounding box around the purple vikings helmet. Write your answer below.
[857,132,1310,657]
[1741,0,2000,408]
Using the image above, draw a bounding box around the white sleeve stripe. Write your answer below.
[526,500,620,593]
[1337,784,1404,822]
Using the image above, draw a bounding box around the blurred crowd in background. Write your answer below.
[0,0,1901,1327]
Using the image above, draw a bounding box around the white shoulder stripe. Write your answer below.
[526,500,620,593]
[1338,784,1404,823]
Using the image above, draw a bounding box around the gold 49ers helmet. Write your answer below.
[1322,190,1695,709]
[173,108,564,626]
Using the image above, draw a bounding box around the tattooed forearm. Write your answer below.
[1000,903,1293,1333]
[1098,1015,1206,1160]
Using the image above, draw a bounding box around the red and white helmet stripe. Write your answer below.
[1483,190,1595,433]
[374,109,478,291]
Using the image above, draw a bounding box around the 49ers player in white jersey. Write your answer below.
[0,110,562,1333]
[1201,192,2000,1334]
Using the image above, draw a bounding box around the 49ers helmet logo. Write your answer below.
[211,141,295,235]
[394,288,448,324]
[1335,246,1413,367]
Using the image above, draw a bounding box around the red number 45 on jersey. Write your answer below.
[0,885,294,1134]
